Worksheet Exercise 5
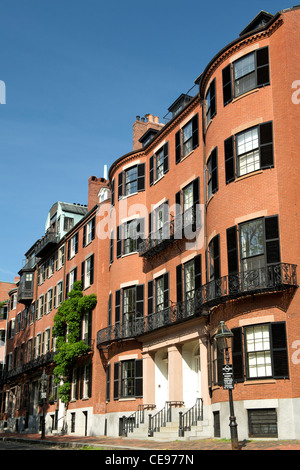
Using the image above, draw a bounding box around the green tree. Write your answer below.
[52,281,97,405]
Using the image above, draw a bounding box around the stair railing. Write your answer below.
[178,398,203,437]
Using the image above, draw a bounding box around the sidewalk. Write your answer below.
[1,431,300,450]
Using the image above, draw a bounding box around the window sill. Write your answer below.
[232,87,259,103]
[234,169,263,183]
[181,149,195,162]
[119,397,136,402]
[244,379,276,385]
[122,251,138,258]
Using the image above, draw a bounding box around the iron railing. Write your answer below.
[35,230,59,257]
[97,263,297,348]
[178,398,203,437]
[121,404,156,436]
[148,401,184,436]
[138,216,175,259]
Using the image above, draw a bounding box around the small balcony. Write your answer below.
[138,216,175,259]
[35,231,59,257]
[97,263,297,348]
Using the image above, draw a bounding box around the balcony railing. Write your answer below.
[97,263,297,347]
[35,231,59,257]
[138,216,175,259]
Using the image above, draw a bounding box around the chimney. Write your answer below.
[88,175,109,210]
[133,114,164,151]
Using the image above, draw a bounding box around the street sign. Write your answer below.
[222,364,234,390]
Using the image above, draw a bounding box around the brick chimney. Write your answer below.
[88,176,109,211]
[133,114,164,151]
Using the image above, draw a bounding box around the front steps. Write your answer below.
[124,407,212,441]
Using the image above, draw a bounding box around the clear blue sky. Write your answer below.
[0,0,290,283]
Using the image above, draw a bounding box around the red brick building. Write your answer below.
[0,7,299,440]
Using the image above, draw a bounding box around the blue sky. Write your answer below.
[0,0,289,283]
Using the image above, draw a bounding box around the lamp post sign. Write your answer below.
[222,364,234,390]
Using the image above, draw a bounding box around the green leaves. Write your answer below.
[52,281,97,403]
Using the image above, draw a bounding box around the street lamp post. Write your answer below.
[40,368,49,440]
[215,321,239,450]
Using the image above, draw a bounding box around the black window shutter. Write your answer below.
[176,264,183,303]
[259,121,273,169]
[232,327,244,382]
[222,64,232,106]
[149,211,153,238]
[136,218,145,251]
[88,364,92,398]
[216,343,224,385]
[83,225,86,247]
[73,267,77,283]
[209,80,216,119]
[163,272,169,309]
[192,114,199,149]
[118,172,123,200]
[256,46,270,87]
[264,216,280,266]
[115,290,121,324]
[75,233,78,254]
[65,273,69,299]
[224,136,235,184]
[148,280,154,315]
[90,254,94,285]
[67,240,71,260]
[175,190,182,237]
[135,359,143,397]
[175,130,181,164]
[109,231,114,264]
[81,261,85,289]
[211,147,218,193]
[137,163,145,191]
[111,178,115,206]
[213,234,221,279]
[271,322,289,378]
[91,217,95,240]
[149,155,154,186]
[106,364,111,401]
[108,293,112,326]
[116,225,122,258]
[194,254,202,290]
[135,284,144,318]
[227,226,238,274]
[163,142,169,174]
[113,362,120,400]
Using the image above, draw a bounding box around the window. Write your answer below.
[175,178,200,235]
[116,218,144,258]
[64,217,74,232]
[66,268,77,298]
[240,219,265,271]
[46,289,53,314]
[148,273,169,320]
[149,143,169,185]
[208,234,220,281]
[205,79,216,125]
[83,217,95,247]
[82,311,92,346]
[57,245,65,270]
[113,359,143,399]
[176,256,201,315]
[55,281,63,307]
[149,202,170,241]
[10,293,17,310]
[81,255,94,289]
[248,409,278,438]
[224,122,273,183]
[175,114,199,164]
[207,147,218,198]
[38,295,44,319]
[118,163,145,199]
[115,285,144,337]
[44,328,51,354]
[35,334,41,358]
[222,47,270,104]
[245,324,272,378]
[67,233,79,260]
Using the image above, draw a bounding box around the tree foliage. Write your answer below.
[52,281,97,403]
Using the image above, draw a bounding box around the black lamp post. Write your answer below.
[215,321,239,450]
[40,368,48,439]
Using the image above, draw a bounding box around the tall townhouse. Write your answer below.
[0,281,17,379]
[0,7,299,441]
[96,7,300,440]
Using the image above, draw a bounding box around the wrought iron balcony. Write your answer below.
[97,263,297,348]
[35,230,59,257]
[138,217,175,259]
